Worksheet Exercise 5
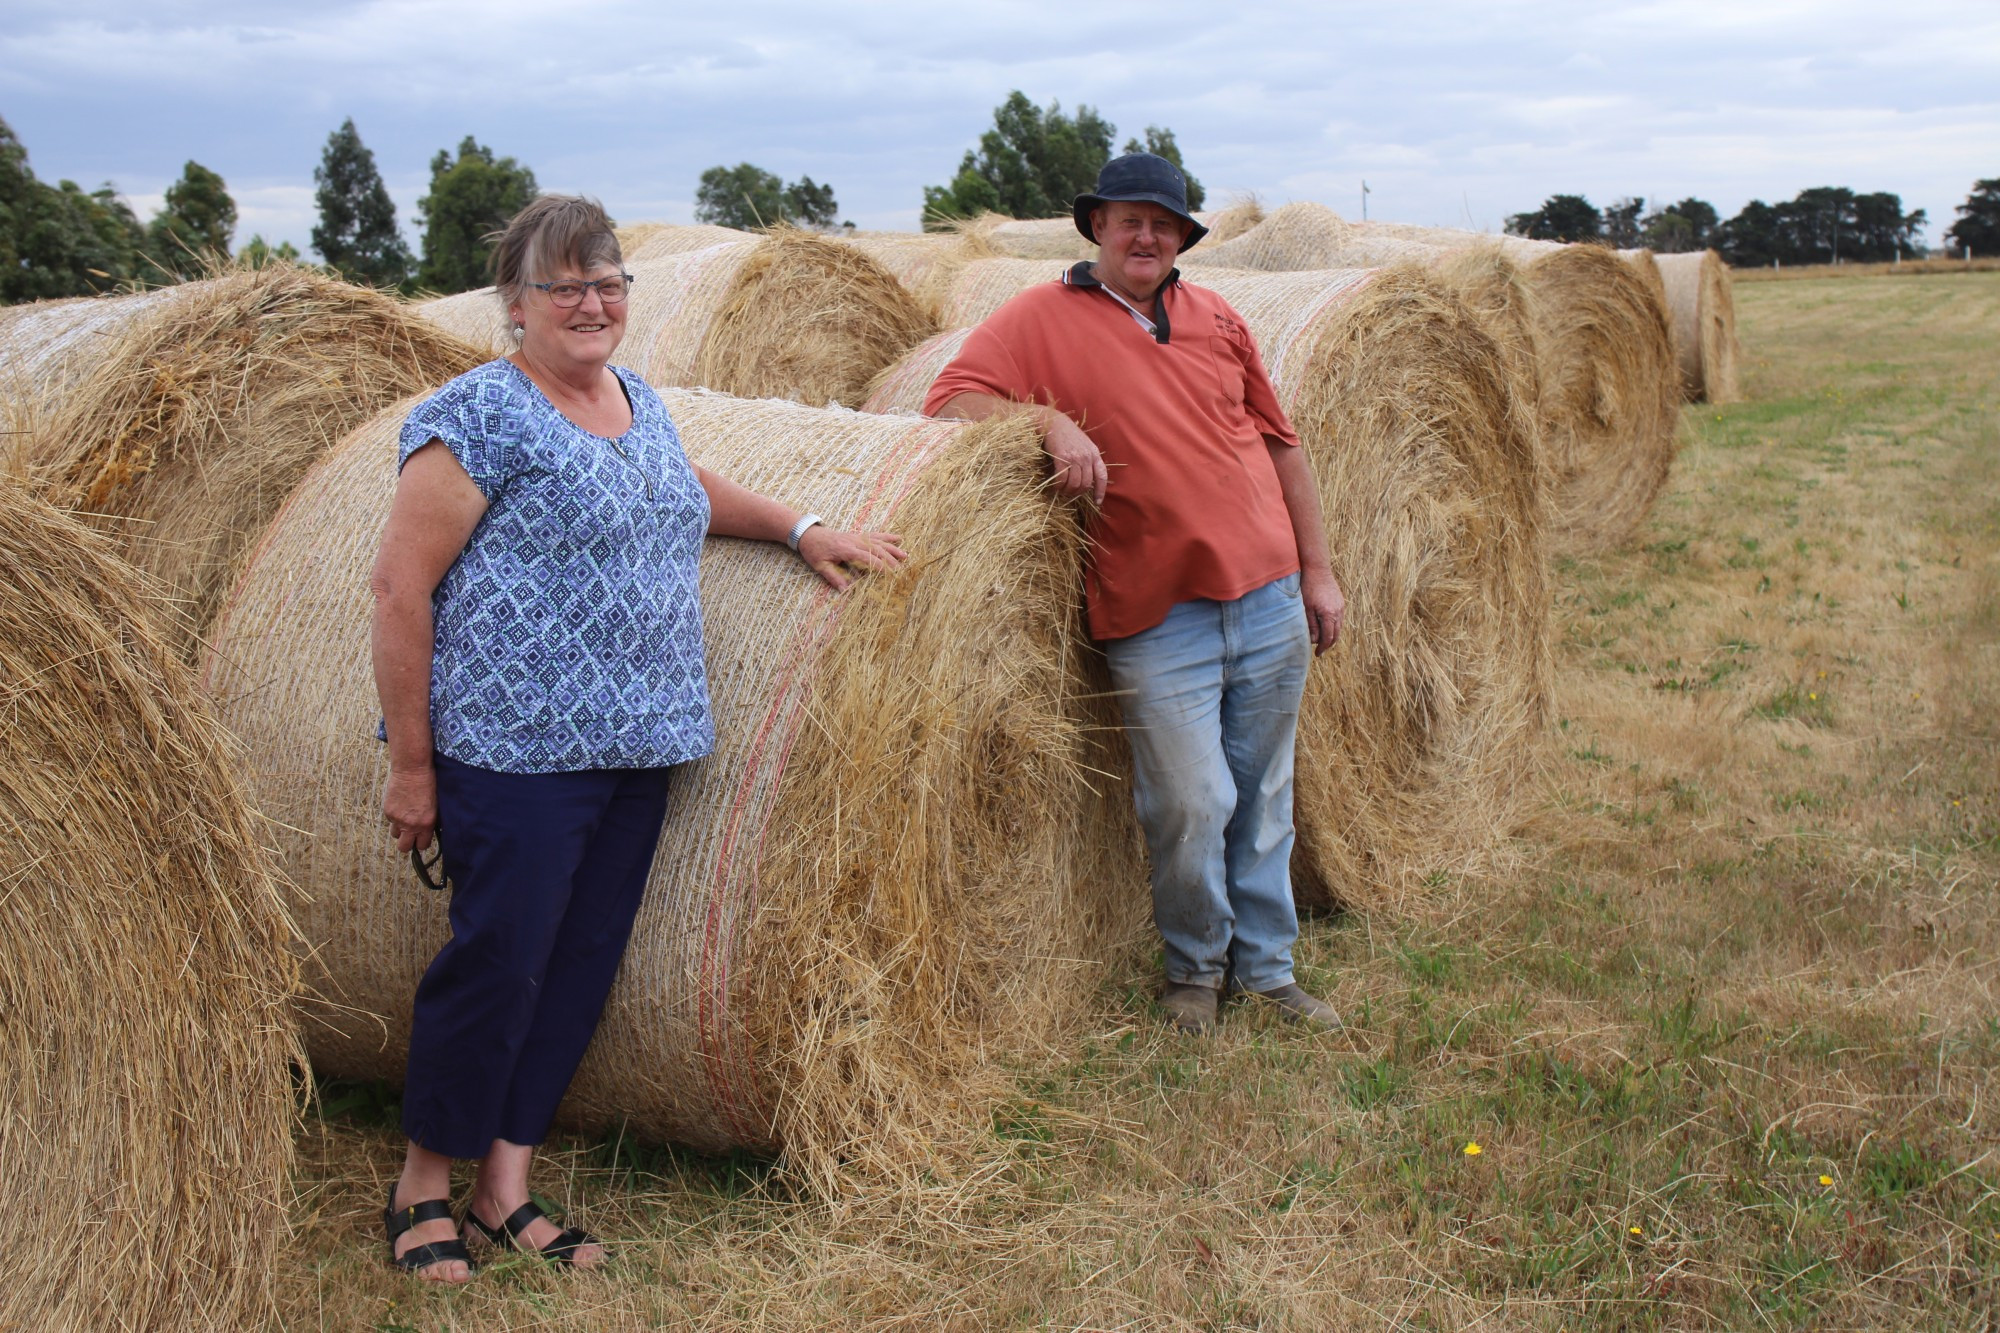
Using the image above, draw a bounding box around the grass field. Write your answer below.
[285,272,2000,1331]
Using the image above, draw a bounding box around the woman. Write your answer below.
[373,194,902,1281]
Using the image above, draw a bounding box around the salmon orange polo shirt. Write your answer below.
[923,264,1303,641]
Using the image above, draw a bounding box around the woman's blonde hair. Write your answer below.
[489,194,623,306]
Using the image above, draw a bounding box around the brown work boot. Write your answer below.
[1159,981,1220,1034]
[1240,982,1341,1029]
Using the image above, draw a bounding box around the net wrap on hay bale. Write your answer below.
[0,482,300,1332]
[0,289,181,438]
[6,265,485,657]
[204,391,1142,1187]
[865,260,1550,906]
[618,221,757,259]
[842,228,1000,324]
[415,230,935,410]
[973,214,1098,261]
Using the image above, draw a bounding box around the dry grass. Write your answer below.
[2,263,485,657]
[203,392,1145,1196]
[0,482,302,1332]
[268,271,1998,1333]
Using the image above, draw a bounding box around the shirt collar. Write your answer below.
[1063,261,1178,344]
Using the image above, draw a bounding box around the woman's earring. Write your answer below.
[512,324,525,339]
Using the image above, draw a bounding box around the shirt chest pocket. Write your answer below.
[1206,334,1247,408]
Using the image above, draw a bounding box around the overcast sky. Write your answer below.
[4,1,1996,253]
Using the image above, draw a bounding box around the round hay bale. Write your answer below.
[1334,223,1682,554]
[842,228,1000,324]
[203,392,1144,1188]
[1649,249,1741,403]
[9,265,486,658]
[861,327,977,414]
[1180,200,1355,271]
[0,289,184,459]
[1199,195,1266,246]
[621,221,759,260]
[1519,244,1680,554]
[0,482,300,1332]
[414,230,936,410]
[975,214,1098,261]
[863,263,1550,908]
[927,257,1079,329]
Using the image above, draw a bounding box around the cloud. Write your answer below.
[1,0,1993,248]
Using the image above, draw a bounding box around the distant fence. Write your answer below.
[1732,255,2000,282]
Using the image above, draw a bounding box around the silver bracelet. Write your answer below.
[786,512,824,553]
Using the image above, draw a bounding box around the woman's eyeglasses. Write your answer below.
[530,274,635,307]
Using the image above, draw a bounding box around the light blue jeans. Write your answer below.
[1103,573,1312,992]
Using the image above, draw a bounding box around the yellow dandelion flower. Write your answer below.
[1629,1225,1643,1237]
[1818,1174,1833,1187]
[1809,692,1818,701]
[1463,1142,1482,1156]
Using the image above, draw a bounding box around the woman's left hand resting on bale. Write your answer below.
[694,463,907,591]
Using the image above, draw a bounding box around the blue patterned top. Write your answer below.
[395,358,714,774]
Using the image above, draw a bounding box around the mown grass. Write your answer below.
[284,272,2000,1331]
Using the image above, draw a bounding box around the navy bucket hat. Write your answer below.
[1073,152,1209,251]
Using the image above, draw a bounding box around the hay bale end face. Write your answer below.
[1345,223,1683,554]
[1651,249,1742,403]
[8,264,486,658]
[0,483,300,1332]
[204,392,1143,1188]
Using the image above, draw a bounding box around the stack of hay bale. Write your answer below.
[0,263,485,655]
[866,252,1550,907]
[418,227,935,409]
[1186,201,1686,555]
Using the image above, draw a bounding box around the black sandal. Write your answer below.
[466,1200,600,1266]
[383,1184,474,1277]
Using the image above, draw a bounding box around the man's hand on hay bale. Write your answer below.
[1042,414,1108,505]
[796,525,908,592]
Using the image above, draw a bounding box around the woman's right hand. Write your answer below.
[383,764,439,854]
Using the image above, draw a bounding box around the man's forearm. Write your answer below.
[1266,439,1332,575]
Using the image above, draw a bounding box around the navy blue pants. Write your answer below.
[402,754,672,1160]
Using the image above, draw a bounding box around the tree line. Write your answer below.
[692,91,1205,234]
[1508,180,1999,266]
[0,115,540,303]
[4,92,1208,305]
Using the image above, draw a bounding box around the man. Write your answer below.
[924,153,1345,1033]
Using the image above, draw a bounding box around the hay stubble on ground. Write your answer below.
[284,272,1999,1330]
